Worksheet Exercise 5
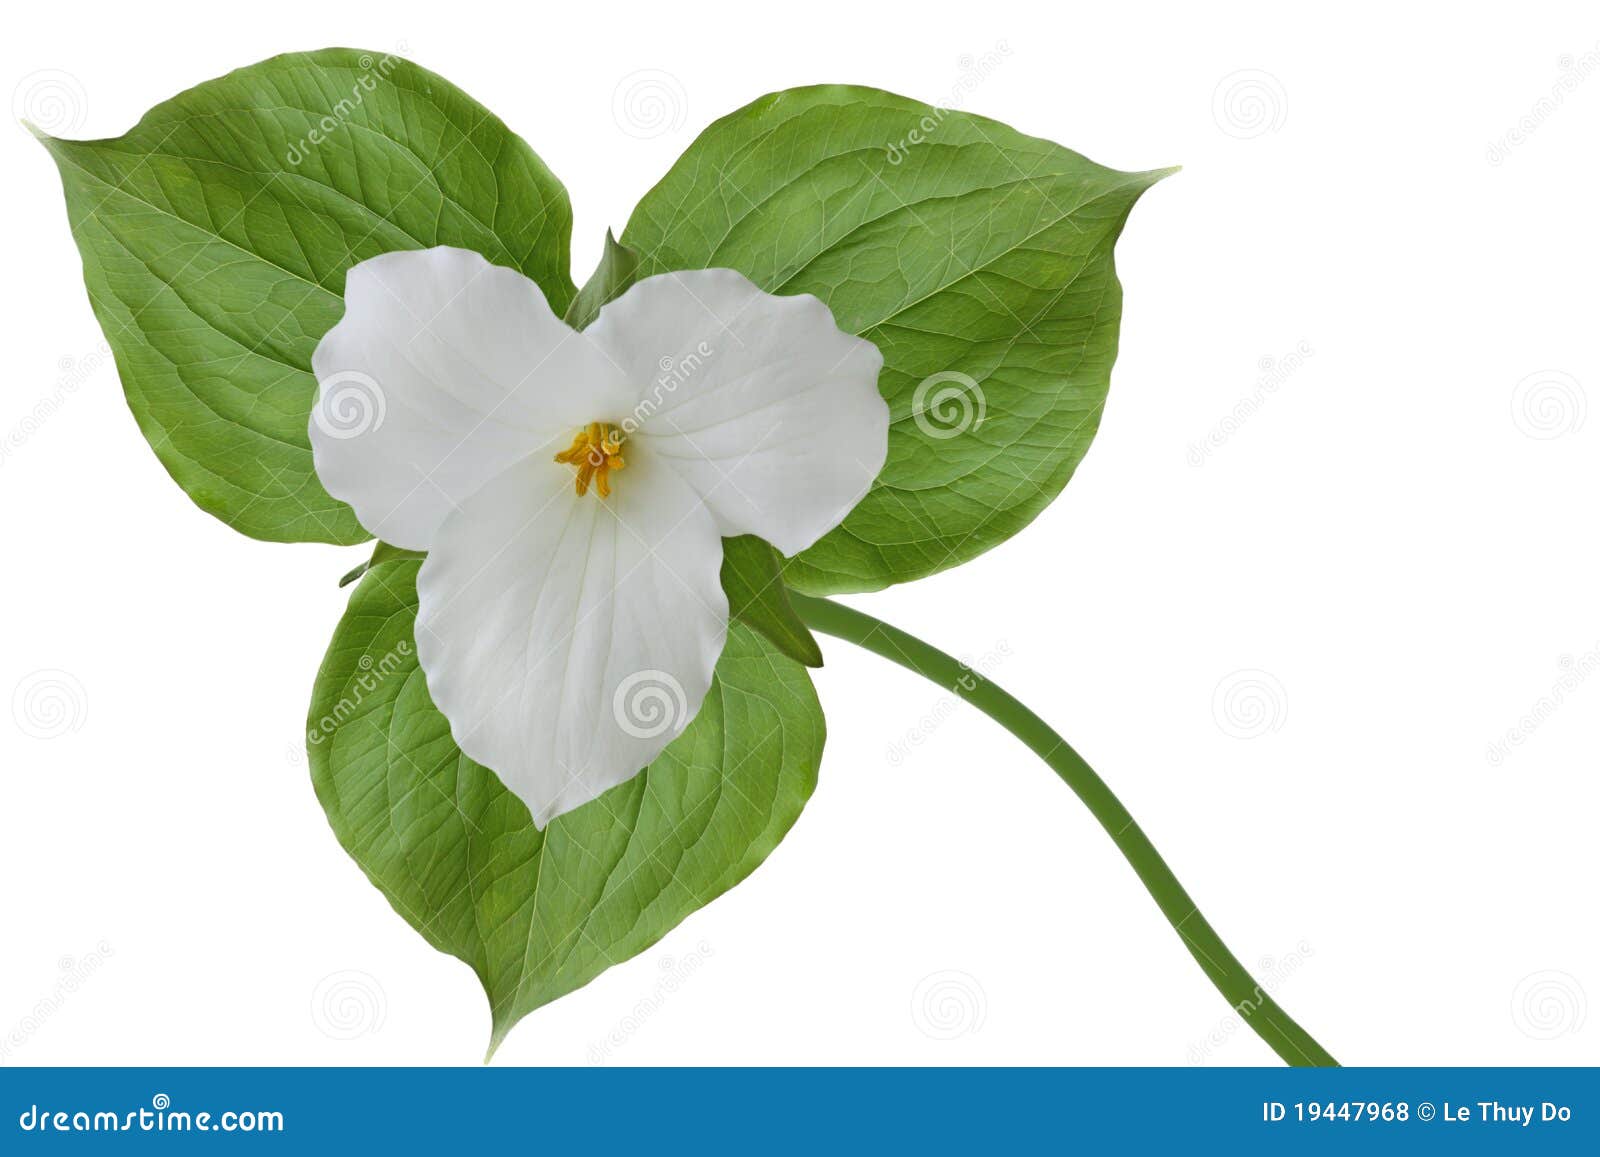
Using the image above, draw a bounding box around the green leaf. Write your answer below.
[337,540,425,588]
[36,48,576,544]
[720,535,824,667]
[563,229,641,330]
[620,85,1171,594]
[307,558,824,1053]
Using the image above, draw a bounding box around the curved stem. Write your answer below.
[789,592,1338,1068]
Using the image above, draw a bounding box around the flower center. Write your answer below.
[554,422,627,498]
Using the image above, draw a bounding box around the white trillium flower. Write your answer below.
[309,247,887,827]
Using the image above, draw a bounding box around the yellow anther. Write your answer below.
[554,422,627,498]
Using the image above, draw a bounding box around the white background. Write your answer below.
[2,0,1596,1067]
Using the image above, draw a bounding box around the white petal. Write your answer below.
[413,446,727,828]
[585,269,888,557]
[309,246,630,550]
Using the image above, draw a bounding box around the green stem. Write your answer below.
[789,592,1338,1067]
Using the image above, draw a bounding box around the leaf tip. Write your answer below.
[485,1009,521,1063]
[797,636,825,669]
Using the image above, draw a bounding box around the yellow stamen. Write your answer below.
[554,421,627,498]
